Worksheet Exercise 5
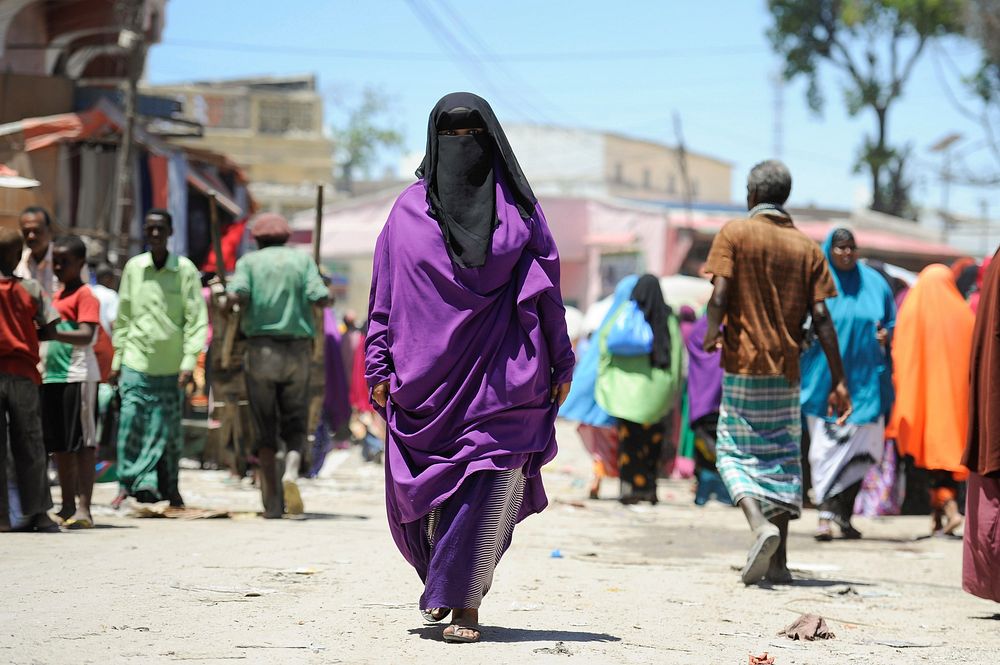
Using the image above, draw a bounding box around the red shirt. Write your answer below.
[0,275,56,384]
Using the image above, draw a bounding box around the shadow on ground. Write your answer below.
[408,625,622,644]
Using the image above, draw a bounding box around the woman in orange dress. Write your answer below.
[889,264,974,535]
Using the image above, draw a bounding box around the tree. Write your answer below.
[767,0,966,217]
[330,87,404,195]
[960,0,1000,176]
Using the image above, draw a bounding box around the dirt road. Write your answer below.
[3,421,997,664]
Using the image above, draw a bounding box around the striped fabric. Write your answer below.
[716,372,803,519]
[416,468,526,611]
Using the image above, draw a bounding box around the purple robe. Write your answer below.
[684,315,724,423]
[365,179,574,576]
[322,308,351,431]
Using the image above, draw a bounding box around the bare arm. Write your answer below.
[702,276,729,352]
[50,321,96,346]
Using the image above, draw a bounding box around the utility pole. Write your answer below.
[672,111,693,222]
[109,0,146,268]
[771,70,784,159]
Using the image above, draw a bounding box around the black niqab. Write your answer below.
[631,274,673,370]
[416,92,537,268]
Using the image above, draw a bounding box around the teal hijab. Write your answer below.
[800,229,896,424]
[560,275,639,426]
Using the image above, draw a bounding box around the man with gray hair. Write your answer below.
[702,160,852,585]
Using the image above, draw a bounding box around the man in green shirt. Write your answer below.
[110,209,208,509]
[228,213,327,518]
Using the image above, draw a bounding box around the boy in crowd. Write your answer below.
[43,235,103,528]
[0,226,58,532]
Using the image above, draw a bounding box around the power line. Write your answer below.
[138,39,768,63]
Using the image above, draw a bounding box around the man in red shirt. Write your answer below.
[0,226,59,532]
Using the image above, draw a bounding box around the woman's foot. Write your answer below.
[421,607,451,623]
[64,508,94,529]
[110,490,128,510]
[588,477,600,500]
[942,499,964,535]
[443,608,480,643]
[814,520,834,542]
[54,505,76,524]
[840,523,863,540]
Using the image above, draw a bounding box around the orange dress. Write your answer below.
[889,264,974,478]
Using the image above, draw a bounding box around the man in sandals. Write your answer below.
[703,160,852,585]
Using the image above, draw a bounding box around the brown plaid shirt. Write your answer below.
[704,211,836,383]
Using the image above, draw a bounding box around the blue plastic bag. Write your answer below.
[606,301,653,356]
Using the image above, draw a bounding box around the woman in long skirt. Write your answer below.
[800,229,896,540]
[595,275,683,504]
[365,93,574,643]
[964,250,1000,603]
[890,264,974,535]
[561,275,638,498]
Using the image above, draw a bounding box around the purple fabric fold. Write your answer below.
[365,179,574,569]
[684,315,724,423]
[322,308,352,431]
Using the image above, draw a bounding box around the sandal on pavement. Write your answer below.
[282,479,304,515]
[813,525,834,541]
[840,524,863,540]
[421,608,451,623]
[741,522,780,585]
[63,518,94,530]
[442,623,481,644]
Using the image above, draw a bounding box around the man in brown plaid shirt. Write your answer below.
[703,160,852,585]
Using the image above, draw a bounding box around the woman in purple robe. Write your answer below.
[364,93,574,644]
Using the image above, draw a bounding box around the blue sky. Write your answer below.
[146,0,995,217]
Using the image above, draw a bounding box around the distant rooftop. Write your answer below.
[150,74,318,92]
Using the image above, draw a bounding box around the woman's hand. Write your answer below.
[827,380,853,426]
[550,382,572,407]
[372,381,390,408]
[876,324,889,347]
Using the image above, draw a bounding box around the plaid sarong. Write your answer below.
[716,372,802,519]
[116,366,183,502]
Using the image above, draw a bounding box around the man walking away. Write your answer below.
[227,213,328,518]
[703,160,852,585]
[111,209,208,508]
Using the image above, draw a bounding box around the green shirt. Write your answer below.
[112,252,208,376]
[228,245,327,339]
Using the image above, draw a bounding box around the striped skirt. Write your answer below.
[401,468,526,610]
[716,372,802,519]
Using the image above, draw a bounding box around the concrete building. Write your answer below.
[0,0,166,228]
[144,75,334,217]
[402,124,733,204]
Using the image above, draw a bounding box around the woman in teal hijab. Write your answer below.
[561,275,639,498]
[800,228,896,540]
[595,274,684,504]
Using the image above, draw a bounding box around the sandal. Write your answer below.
[442,623,481,643]
[421,608,451,623]
[840,524,862,540]
[813,525,834,542]
[63,518,95,530]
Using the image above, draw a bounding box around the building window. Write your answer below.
[193,94,250,129]
[667,175,676,194]
[258,100,315,135]
[613,162,623,184]
[642,168,651,189]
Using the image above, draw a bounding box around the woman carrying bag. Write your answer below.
[596,274,684,504]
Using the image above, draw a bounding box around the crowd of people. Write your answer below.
[562,161,998,598]
[0,204,377,532]
[2,91,997,645]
